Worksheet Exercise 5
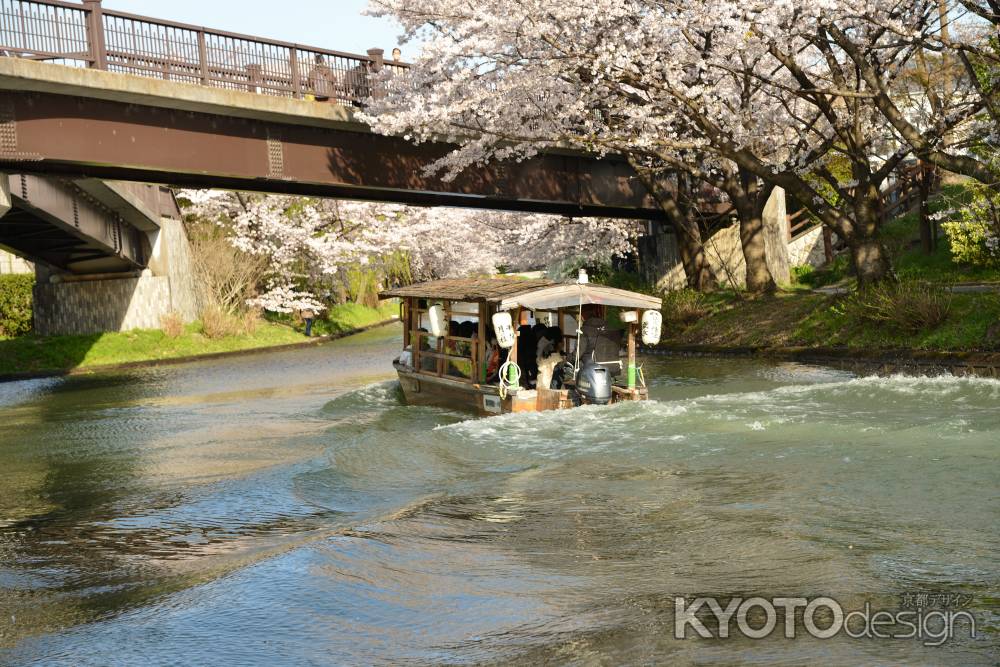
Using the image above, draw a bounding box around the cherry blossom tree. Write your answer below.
[180,190,640,313]
[360,0,752,291]
[840,0,999,184]
[699,0,996,282]
[363,0,995,286]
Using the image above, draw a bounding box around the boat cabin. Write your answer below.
[380,277,663,416]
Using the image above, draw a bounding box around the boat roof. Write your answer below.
[381,277,662,310]
[496,283,662,311]
[380,277,557,301]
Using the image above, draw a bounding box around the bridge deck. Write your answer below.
[0,57,666,219]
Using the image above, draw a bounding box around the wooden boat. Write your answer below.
[379,277,663,416]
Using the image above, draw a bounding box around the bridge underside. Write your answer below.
[0,172,178,274]
[0,88,665,220]
[0,206,134,273]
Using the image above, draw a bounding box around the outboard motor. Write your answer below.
[575,360,612,405]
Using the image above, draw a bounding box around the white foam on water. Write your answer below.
[420,372,1000,461]
[695,373,1000,404]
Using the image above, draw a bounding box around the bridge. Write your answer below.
[0,0,664,222]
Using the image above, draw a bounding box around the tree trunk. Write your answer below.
[850,235,893,287]
[738,208,777,293]
[850,181,894,287]
[675,223,716,291]
[634,164,717,292]
[671,173,717,292]
[730,169,777,295]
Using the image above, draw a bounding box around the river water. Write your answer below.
[0,323,997,665]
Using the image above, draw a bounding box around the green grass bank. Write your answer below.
[659,289,1000,352]
[0,301,398,378]
[657,179,1000,354]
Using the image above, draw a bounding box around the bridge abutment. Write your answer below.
[640,188,795,291]
[32,218,200,336]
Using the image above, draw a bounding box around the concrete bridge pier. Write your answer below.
[31,218,200,336]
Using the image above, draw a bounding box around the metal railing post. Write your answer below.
[198,30,209,85]
[366,48,384,72]
[289,48,301,98]
[246,63,262,93]
[82,0,107,70]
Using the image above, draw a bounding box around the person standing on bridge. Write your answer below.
[345,61,373,107]
[308,55,335,103]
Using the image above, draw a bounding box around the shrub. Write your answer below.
[240,310,260,336]
[200,305,260,339]
[0,274,34,338]
[846,280,953,334]
[187,222,270,314]
[160,311,185,338]
[942,218,999,268]
[200,305,245,339]
[941,179,1000,268]
[790,264,816,286]
[661,288,709,327]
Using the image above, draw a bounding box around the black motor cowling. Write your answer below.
[575,361,612,405]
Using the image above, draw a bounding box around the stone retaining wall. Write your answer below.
[641,188,792,291]
[787,226,833,268]
[33,275,171,336]
[32,218,201,336]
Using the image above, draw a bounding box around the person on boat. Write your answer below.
[516,324,539,387]
[577,305,607,361]
[458,321,477,356]
[536,326,565,390]
[532,321,547,344]
[578,305,625,377]
[485,328,502,383]
[417,328,437,372]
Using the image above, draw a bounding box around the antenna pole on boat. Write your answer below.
[573,290,583,380]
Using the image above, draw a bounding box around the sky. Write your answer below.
[100,0,409,58]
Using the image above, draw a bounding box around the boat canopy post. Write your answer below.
[627,313,638,390]
[409,298,421,371]
[508,307,521,389]
[402,298,411,349]
[478,301,488,383]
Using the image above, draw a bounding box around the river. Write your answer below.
[0,323,997,665]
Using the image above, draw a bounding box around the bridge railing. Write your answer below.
[0,0,407,105]
[785,162,941,263]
